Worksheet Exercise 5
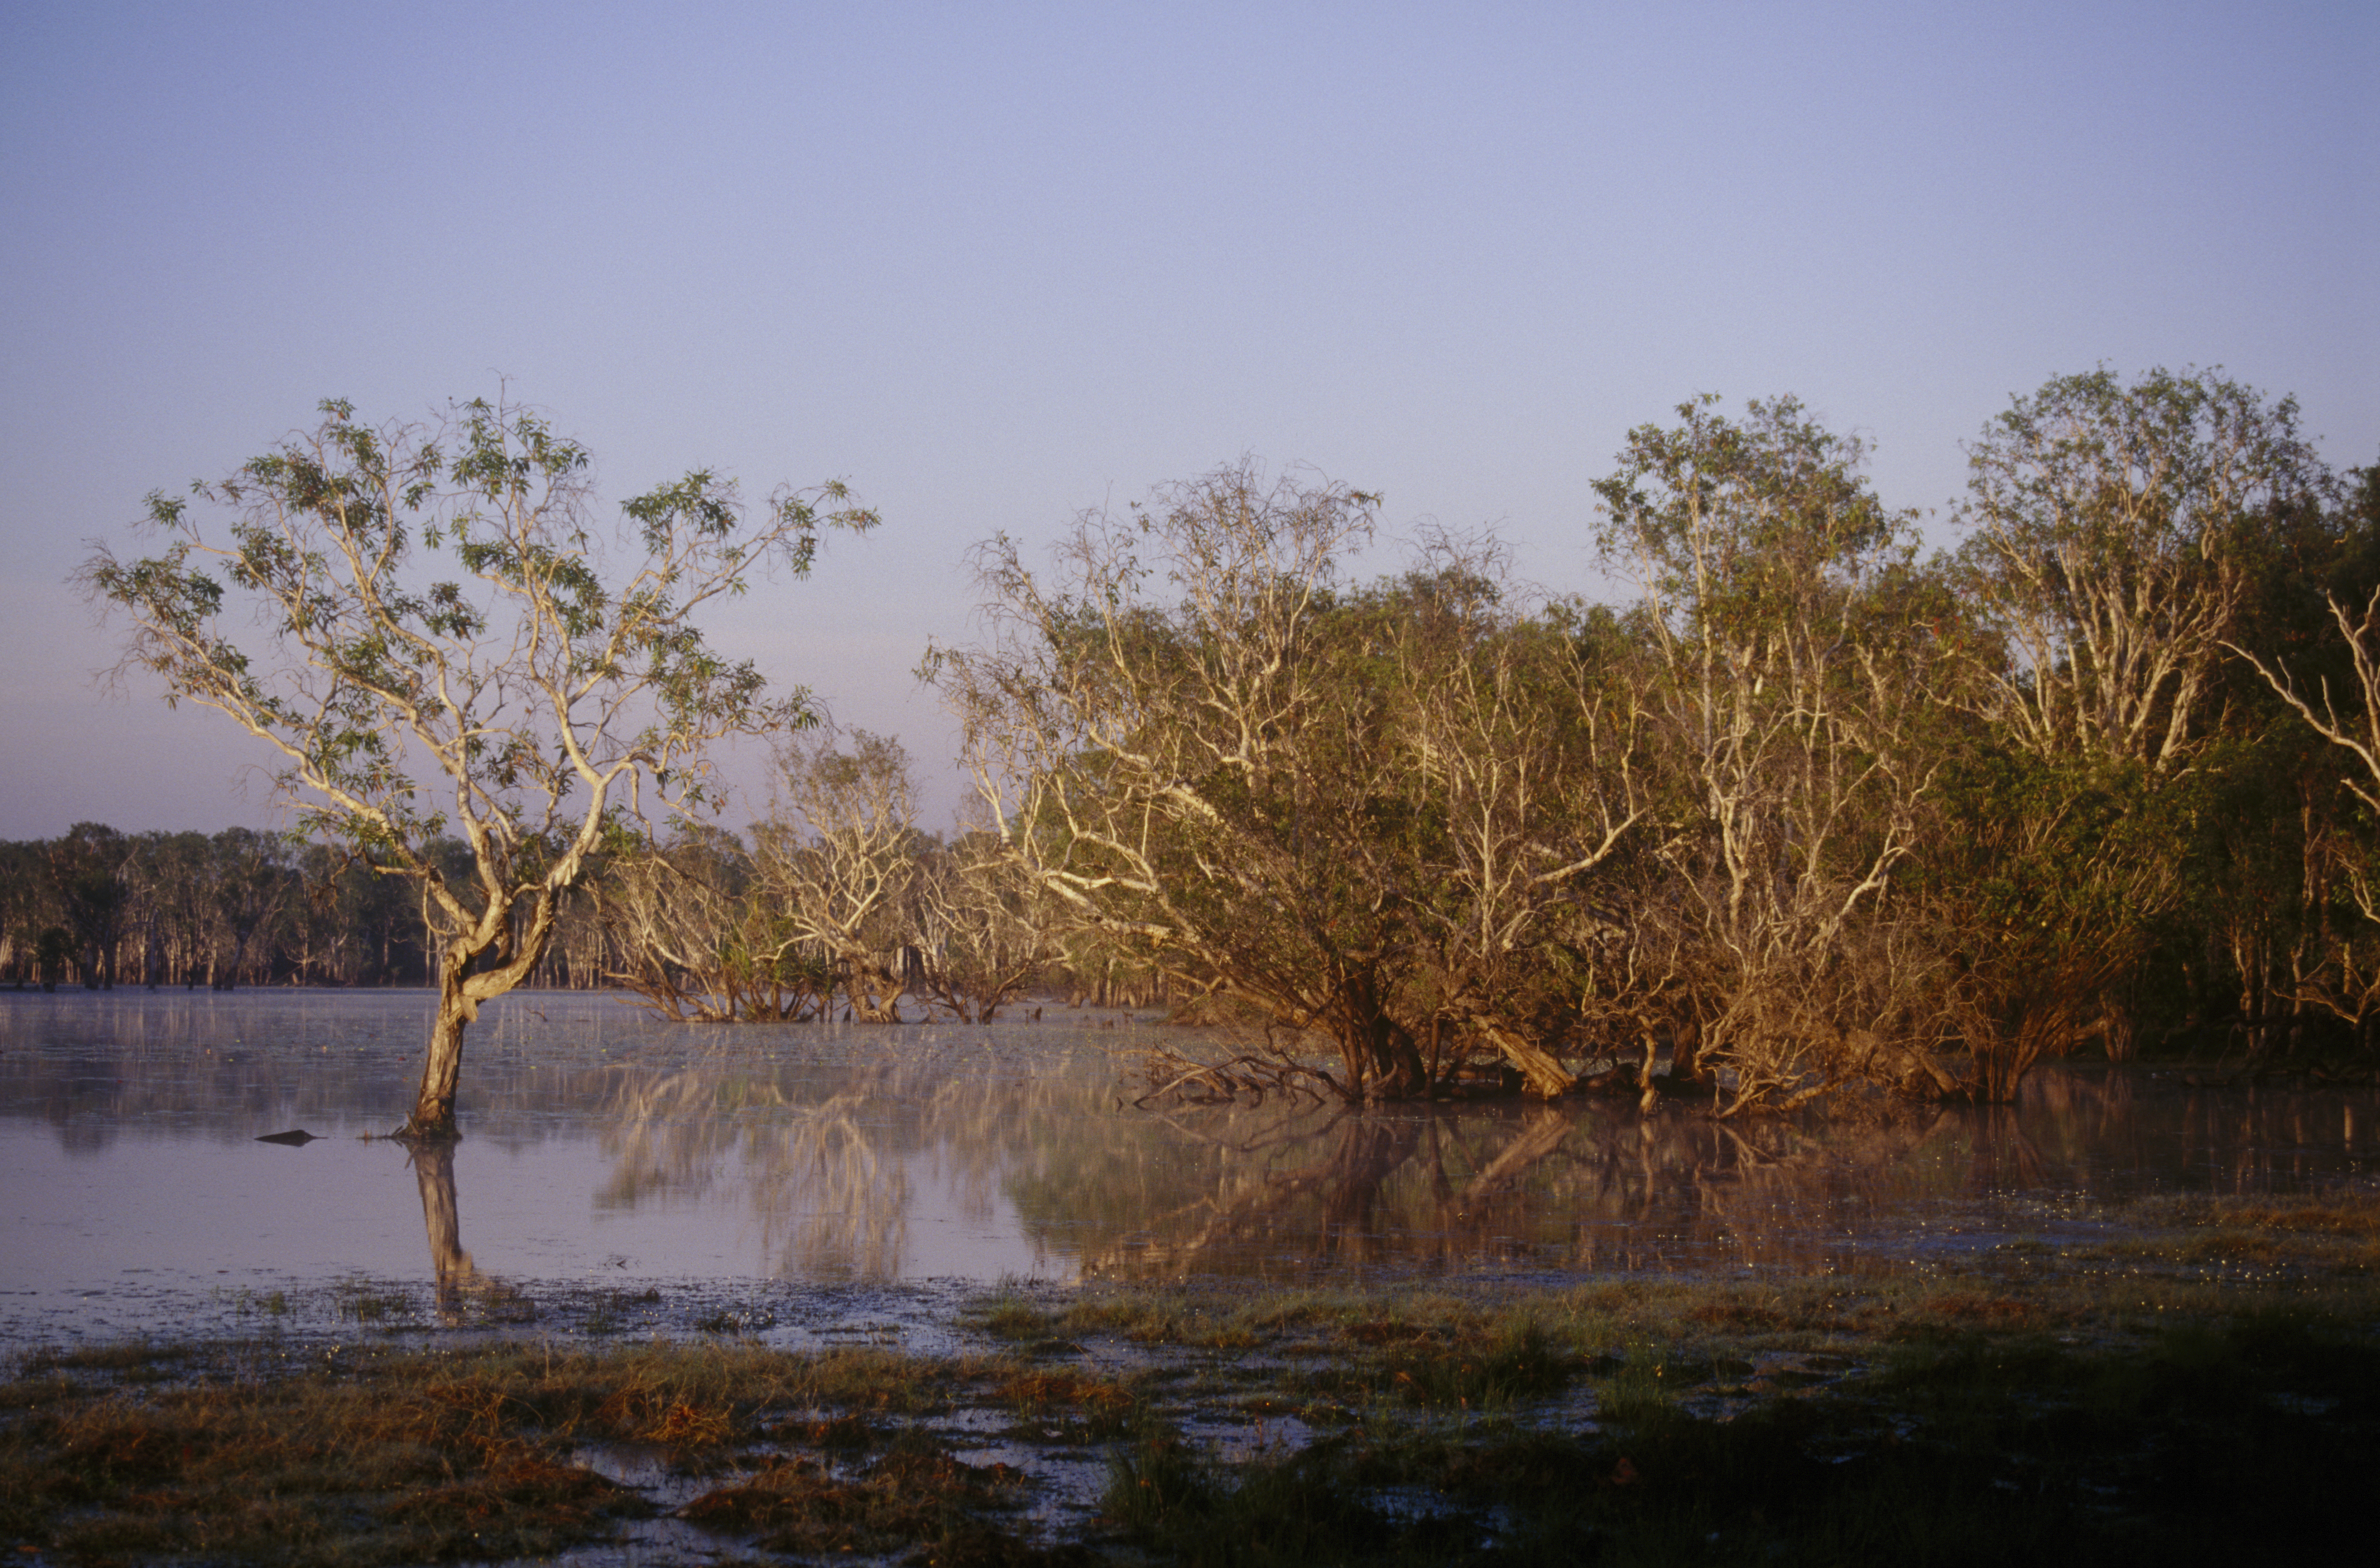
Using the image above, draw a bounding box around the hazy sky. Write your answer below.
[4,0,2374,840]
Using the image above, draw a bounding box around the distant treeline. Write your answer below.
[0,827,607,991]
[0,809,1158,1015]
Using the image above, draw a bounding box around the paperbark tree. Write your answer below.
[932,464,1638,1099]
[1954,366,2321,772]
[2236,562,2380,1025]
[755,730,922,1022]
[202,826,295,989]
[597,826,832,1022]
[1593,396,1945,1112]
[910,827,1066,1023]
[47,823,131,989]
[79,395,873,1137]
[1359,551,1645,1096]
[933,464,1431,1095]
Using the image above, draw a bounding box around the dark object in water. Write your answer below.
[254,1129,319,1146]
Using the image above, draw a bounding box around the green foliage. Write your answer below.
[39,372,2380,1106]
[75,393,872,1131]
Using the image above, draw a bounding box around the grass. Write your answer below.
[677,1437,1065,1563]
[1103,1307,2380,1566]
[5,1191,2379,1563]
[0,1340,1023,1565]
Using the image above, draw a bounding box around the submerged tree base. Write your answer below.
[386,1116,462,1146]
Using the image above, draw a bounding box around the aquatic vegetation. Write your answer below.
[6,1200,2378,1566]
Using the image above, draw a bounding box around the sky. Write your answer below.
[4,0,2374,841]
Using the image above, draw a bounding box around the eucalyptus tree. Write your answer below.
[79,395,874,1137]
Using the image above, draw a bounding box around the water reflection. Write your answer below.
[2,992,2377,1338]
[1012,1070,2380,1280]
[1040,1100,1952,1279]
[409,1141,479,1321]
[583,1042,1102,1281]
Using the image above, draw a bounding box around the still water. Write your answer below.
[4,989,2375,1344]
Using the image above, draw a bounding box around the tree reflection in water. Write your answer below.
[408,1140,478,1322]
[1047,1084,2270,1280]
[1058,1102,1936,1279]
[8,998,2369,1301]
[582,1043,1093,1282]
[553,1044,2380,1284]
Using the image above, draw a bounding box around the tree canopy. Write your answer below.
[78,395,874,1135]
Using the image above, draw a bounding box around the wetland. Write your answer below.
[5,989,2378,1564]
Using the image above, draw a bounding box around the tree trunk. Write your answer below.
[1462,1011,1577,1099]
[842,954,906,1023]
[402,885,569,1139]
[405,962,477,1139]
[1335,991,1428,1099]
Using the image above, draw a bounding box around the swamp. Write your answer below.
[4,989,2378,1565]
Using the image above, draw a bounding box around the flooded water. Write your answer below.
[4,989,2376,1345]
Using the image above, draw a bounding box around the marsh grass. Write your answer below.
[677,1436,1079,1564]
[1098,1306,2380,1566]
[996,1367,1143,1442]
[6,1193,2378,1563]
[0,1340,1013,1565]
[1291,1317,1576,1409]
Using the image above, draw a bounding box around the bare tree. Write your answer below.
[78,395,873,1136]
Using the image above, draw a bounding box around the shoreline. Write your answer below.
[7,1191,2378,1565]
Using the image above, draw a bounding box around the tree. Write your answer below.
[909,822,1067,1024]
[937,464,1431,1095]
[79,395,874,1137]
[1953,366,2322,773]
[1592,396,1946,1111]
[755,730,923,1023]
[47,823,131,989]
[202,826,295,989]
[933,463,1638,1100]
[1947,367,2331,1074]
[2232,466,2380,1033]
[597,825,833,1022]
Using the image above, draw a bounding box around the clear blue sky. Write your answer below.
[5,0,2374,838]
